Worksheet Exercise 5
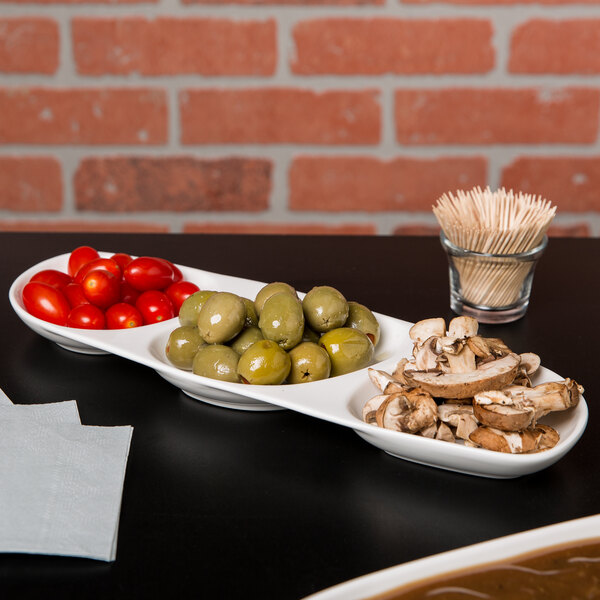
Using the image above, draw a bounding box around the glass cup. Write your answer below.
[440,232,548,324]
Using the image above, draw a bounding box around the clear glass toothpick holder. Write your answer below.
[440,232,548,324]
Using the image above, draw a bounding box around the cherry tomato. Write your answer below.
[124,257,175,291]
[110,253,133,274]
[29,269,72,291]
[63,282,90,308]
[22,282,70,326]
[74,257,122,284]
[120,281,141,305]
[106,302,144,329]
[67,304,106,330]
[135,290,175,324]
[157,258,183,284]
[165,281,200,312]
[68,246,100,277]
[82,270,121,309]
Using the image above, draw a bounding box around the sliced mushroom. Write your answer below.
[391,358,410,384]
[435,421,456,443]
[473,390,536,432]
[403,352,521,399]
[368,368,406,395]
[448,316,478,338]
[374,389,437,434]
[413,336,442,371]
[409,318,446,345]
[519,353,541,375]
[467,336,512,365]
[437,336,476,373]
[501,378,583,420]
[469,424,560,453]
[362,394,389,425]
[437,403,479,440]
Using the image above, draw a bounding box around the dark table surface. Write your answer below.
[0,232,598,599]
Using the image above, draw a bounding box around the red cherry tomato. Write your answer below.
[74,257,122,284]
[29,269,72,291]
[63,282,90,308]
[120,281,141,305]
[110,253,133,274]
[124,257,175,291]
[106,302,144,329]
[157,258,183,284]
[82,270,121,309]
[165,281,200,312]
[135,290,175,324]
[68,246,100,277]
[67,304,106,330]
[22,282,70,326]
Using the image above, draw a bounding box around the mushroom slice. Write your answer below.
[438,336,477,374]
[448,316,478,338]
[409,318,446,345]
[473,390,536,432]
[368,368,406,394]
[469,424,560,453]
[519,353,541,375]
[363,394,390,425]
[435,422,456,443]
[377,389,437,434]
[502,378,583,420]
[437,403,478,440]
[414,336,442,371]
[391,358,411,384]
[403,352,521,399]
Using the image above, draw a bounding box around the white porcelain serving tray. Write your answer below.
[302,513,600,600]
[8,252,588,479]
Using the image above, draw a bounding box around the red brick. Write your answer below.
[180,89,380,145]
[395,88,600,144]
[510,20,600,74]
[548,223,591,237]
[183,222,376,234]
[292,19,493,75]
[0,221,169,232]
[0,88,167,145]
[289,156,486,211]
[501,157,600,212]
[73,18,276,76]
[0,157,62,211]
[0,18,58,74]
[392,224,441,235]
[184,0,382,5]
[74,157,271,212]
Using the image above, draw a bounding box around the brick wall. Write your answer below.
[1,3,599,236]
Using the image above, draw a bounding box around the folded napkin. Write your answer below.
[0,390,133,562]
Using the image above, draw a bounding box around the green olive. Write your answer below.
[302,286,349,333]
[178,290,216,327]
[197,292,246,344]
[319,327,374,377]
[165,326,204,370]
[345,301,380,346]
[288,342,331,384]
[242,297,259,328]
[254,282,297,315]
[192,344,240,383]
[258,292,304,350]
[237,340,291,385]
[230,326,264,355]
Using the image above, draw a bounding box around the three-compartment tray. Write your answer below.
[8,252,588,479]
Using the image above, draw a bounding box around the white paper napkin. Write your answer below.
[0,390,133,562]
[0,386,12,405]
